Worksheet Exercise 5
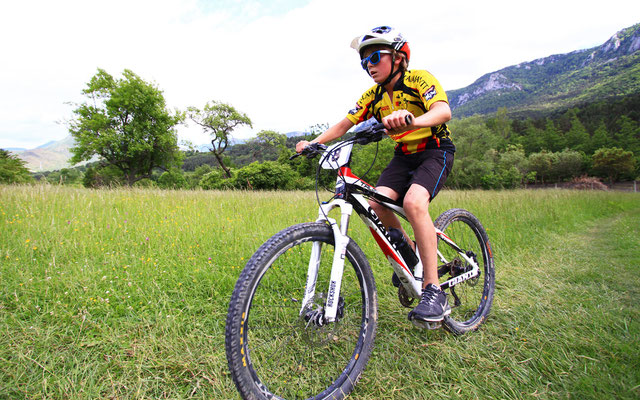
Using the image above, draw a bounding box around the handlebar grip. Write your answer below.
[291,142,327,159]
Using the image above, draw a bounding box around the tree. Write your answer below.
[592,147,636,184]
[553,149,584,181]
[235,161,298,190]
[68,69,183,186]
[187,101,252,178]
[564,114,589,153]
[0,149,33,184]
[527,151,554,183]
[541,119,563,152]
[157,168,187,189]
[485,107,511,150]
[588,122,609,155]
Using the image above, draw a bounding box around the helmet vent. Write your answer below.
[372,26,392,34]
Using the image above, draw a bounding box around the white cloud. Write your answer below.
[1,0,639,149]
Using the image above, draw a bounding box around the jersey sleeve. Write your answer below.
[345,85,377,124]
[415,70,448,111]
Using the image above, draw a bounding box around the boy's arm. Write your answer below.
[296,118,354,153]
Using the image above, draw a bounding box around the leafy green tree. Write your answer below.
[46,168,82,185]
[186,164,212,189]
[541,119,562,152]
[565,114,590,153]
[68,69,183,186]
[614,116,640,156]
[448,157,494,189]
[517,120,545,154]
[497,144,527,174]
[449,116,500,159]
[82,164,124,188]
[588,122,609,154]
[199,169,230,190]
[0,149,33,184]
[553,149,584,181]
[187,101,252,178]
[527,151,555,183]
[256,130,286,148]
[592,147,636,184]
[235,161,298,190]
[157,168,187,189]
[485,107,510,150]
[496,145,528,188]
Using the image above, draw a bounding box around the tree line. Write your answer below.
[1,68,638,189]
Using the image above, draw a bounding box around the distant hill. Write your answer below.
[448,23,640,118]
[12,136,77,172]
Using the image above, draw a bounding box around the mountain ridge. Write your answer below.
[448,23,640,117]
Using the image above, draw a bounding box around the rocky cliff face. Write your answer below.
[448,23,640,117]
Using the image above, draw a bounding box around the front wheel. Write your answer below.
[225,222,377,400]
[435,208,495,335]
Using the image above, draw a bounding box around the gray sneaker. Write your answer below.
[408,284,451,324]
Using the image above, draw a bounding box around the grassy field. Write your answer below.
[1,185,638,399]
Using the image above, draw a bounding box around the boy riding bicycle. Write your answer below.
[296,26,456,326]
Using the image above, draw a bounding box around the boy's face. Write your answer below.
[361,45,399,84]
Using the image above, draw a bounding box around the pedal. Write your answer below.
[410,319,442,330]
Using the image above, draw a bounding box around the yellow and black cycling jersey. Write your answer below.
[346,70,455,155]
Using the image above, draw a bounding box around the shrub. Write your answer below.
[158,168,187,189]
[235,161,299,190]
[200,169,236,190]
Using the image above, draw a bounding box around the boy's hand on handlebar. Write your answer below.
[295,140,310,154]
[292,141,327,159]
[382,111,414,133]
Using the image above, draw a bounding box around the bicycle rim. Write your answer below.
[226,223,376,399]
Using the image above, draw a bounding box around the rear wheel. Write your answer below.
[225,222,377,399]
[435,209,495,335]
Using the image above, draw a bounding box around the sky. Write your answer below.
[1,0,639,150]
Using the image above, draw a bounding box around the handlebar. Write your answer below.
[289,142,328,160]
[292,114,414,158]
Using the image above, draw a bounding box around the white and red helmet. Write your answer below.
[350,26,411,64]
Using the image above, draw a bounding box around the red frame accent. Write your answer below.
[368,227,411,274]
[339,166,374,188]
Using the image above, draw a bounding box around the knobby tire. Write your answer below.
[225,222,377,400]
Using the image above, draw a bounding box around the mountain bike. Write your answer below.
[225,122,495,400]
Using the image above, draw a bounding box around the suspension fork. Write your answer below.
[299,199,353,323]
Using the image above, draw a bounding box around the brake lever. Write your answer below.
[290,142,328,160]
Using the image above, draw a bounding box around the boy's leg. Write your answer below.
[368,186,414,243]
[402,184,437,288]
[404,183,450,323]
[368,186,404,234]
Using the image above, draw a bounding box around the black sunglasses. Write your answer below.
[360,50,392,70]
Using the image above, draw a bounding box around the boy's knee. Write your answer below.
[403,193,429,216]
[368,199,382,213]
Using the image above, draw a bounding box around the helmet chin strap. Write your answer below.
[373,52,402,101]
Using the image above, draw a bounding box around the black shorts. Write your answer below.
[376,149,453,201]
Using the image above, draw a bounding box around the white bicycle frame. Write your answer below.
[299,141,480,322]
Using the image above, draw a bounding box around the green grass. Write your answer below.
[1,185,638,399]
